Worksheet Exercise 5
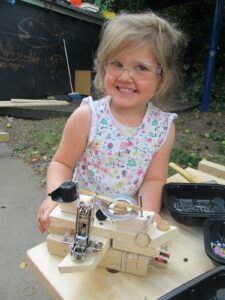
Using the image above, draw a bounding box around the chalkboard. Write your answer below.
[0,1,101,100]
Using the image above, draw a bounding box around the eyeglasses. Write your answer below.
[105,61,162,81]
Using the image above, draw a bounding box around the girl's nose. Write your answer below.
[118,67,133,81]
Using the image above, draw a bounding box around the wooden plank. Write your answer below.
[198,160,225,180]
[27,243,106,300]
[167,167,225,185]
[27,226,214,300]
[0,100,69,107]
[11,99,53,102]
[58,236,110,273]
[169,162,204,183]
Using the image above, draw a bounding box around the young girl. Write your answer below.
[37,12,185,232]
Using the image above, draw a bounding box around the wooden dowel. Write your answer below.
[77,188,142,211]
[169,162,203,183]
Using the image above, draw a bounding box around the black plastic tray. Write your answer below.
[158,266,225,300]
[204,217,225,265]
[163,183,225,226]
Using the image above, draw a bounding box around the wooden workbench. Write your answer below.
[27,162,225,300]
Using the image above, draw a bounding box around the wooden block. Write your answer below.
[59,202,77,214]
[58,236,110,273]
[0,132,9,142]
[49,206,75,230]
[115,211,155,233]
[47,234,70,257]
[48,206,178,256]
[113,224,178,256]
[47,232,151,276]
[198,160,225,180]
[47,225,74,236]
[99,248,149,276]
[59,194,93,214]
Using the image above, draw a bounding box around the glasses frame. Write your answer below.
[104,62,162,81]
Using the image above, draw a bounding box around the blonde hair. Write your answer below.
[94,12,186,102]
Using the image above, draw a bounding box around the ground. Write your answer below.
[1,108,225,185]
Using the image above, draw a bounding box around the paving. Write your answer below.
[0,141,51,299]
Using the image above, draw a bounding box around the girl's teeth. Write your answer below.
[119,87,133,93]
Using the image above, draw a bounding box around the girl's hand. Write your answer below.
[37,196,58,233]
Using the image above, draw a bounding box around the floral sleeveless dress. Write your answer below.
[73,96,177,197]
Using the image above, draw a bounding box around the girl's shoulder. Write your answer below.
[78,95,110,144]
[148,103,177,122]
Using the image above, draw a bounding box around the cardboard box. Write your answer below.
[75,70,95,95]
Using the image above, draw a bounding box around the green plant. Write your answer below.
[169,148,201,173]
[27,118,66,161]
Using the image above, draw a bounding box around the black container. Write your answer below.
[204,217,225,265]
[163,183,225,226]
[158,266,225,300]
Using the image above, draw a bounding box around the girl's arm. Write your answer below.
[37,105,92,232]
[139,122,175,219]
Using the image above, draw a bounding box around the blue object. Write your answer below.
[7,0,16,3]
[201,0,224,112]
[68,92,82,101]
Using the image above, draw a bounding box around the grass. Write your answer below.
[26,118,66,161]
[18,109,224,181]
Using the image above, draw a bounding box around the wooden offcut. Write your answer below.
[0,99,70,107]
[0,132,9,142]
[198,159,225,180]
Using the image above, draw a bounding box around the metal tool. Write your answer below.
[71,201,102,261]
[63,200,103,261]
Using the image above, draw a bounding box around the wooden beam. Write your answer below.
[198,160,225,180]
[0,100,69,107]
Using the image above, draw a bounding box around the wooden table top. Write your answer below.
[27,165,225,300]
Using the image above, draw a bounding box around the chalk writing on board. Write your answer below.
[0,41,40,71]
[0,13,66,78]
[17,14,64,49]
[46,54,67,83]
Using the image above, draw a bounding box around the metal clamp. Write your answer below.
[70,200,103,261]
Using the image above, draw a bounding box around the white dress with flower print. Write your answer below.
[73,96,177,197]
